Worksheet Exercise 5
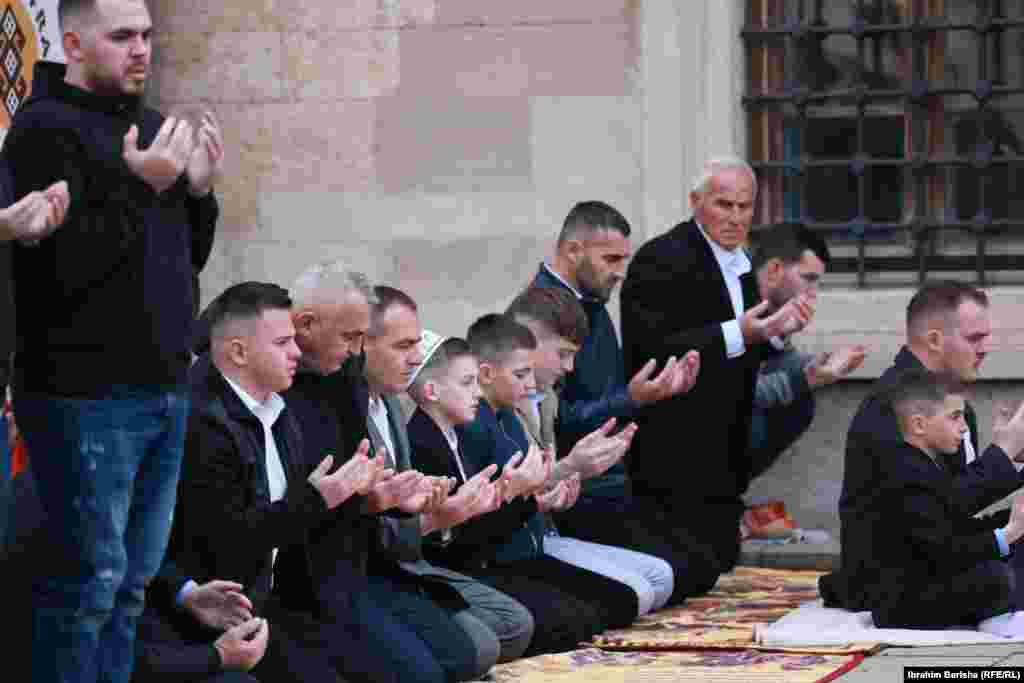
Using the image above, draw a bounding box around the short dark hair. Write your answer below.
[369,286,418,336]
[506,286,589,347]
[410,337,475,394]
[204,282,292,341]
[466,313,537,364]
[906,280,989,335]
[876,368,956,425]
[59,0,96,29]
[557,201,631,244]
[751,223,831,272]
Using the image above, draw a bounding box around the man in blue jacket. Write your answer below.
[3,2,221,681]
[531,201,712,604]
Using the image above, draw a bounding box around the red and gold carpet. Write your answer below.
[490,567,874,682]
[590,566,879,655]
[490,647,865,682]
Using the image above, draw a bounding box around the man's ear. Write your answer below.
[226,338,248,367]
[293,310,317,336]
[478,362,496,386]
[907,413,928,439]
[924,326,944,355]
[766,258,785,281]
[63,30,84,64]
[422,379,441,403]
[564,238,585,267]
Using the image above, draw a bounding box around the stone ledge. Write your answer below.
[738,540,840,572]
[809,286,1024,380]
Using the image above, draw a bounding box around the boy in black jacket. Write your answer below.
[408,317,638,656]
[849,369,1024,631]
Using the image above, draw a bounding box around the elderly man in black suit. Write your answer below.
[620,156,811,586]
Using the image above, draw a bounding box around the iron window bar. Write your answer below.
[743,0,1024,287]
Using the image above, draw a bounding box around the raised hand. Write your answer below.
[308,439,385,509]
[1,180,69,244]
[186,110,225,197]
[123,117,194,194]
[628,356,681,406]
[500,444,549,501]
[1005,493,1024,545]
[422,465,500,534]
[670,350,701,395]
[806,345,868,388]
[561,473,582,510]
[181,580,253,631]
[560,418,638,481]
[420,475,456,515]
[536,474,580,513]
[213,617,269,672]
[993,401,1024,463]
[741,295,814,344]
[365,470,425,513]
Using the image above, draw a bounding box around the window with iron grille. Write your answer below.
[743,0,1024,287]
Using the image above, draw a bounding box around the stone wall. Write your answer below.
[146,0,1024,538]
[149,0,648,338]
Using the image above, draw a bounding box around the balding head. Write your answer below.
[291,261,376,376]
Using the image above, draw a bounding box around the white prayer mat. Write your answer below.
[756,600,1024,648]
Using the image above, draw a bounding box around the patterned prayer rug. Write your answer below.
[589,567,880,655]
[490,648,865,683]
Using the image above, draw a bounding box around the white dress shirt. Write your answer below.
[695,222,751,358]
[223,374,287,501]
[443,425,469,483]
[222,373,287,585]
[964,429,977,465]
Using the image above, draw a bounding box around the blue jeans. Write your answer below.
[14,386,188,683]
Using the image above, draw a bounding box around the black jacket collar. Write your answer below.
[31,60,143,118]
[192,354,263,427]
[892,345,927,372]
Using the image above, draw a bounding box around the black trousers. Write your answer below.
[461,553,638,657]
[873,560,1014,629]
[555,495,730,606]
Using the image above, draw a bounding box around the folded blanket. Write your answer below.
[758,600,1024,647]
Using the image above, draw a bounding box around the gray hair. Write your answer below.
[290,260,376,308]
[689,156,758,198]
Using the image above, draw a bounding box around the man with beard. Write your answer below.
[746,223,866,483]
[3,1,222,680]
[529,201,714,604]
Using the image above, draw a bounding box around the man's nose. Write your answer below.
[130,36,149,56]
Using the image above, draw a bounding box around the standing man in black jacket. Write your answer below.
[820,280,1024,610]
[3,2,221,682]
[620,157,809,582]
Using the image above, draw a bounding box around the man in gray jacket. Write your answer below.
[747,223,866,483]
